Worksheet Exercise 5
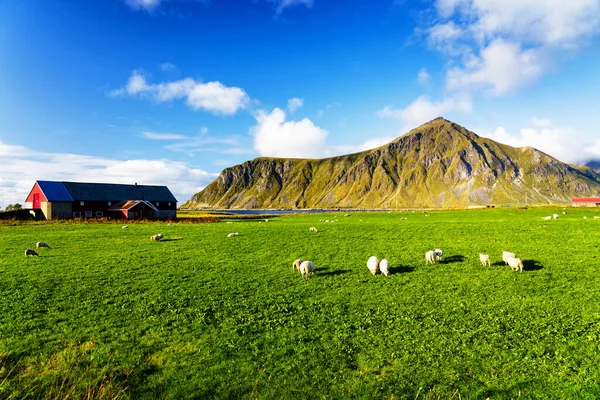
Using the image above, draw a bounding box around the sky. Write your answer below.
[1,0,600,206]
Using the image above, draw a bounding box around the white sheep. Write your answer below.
[309,227,318,232]
[594,216,600,219]
[227,232,239,238]
[122,225,128,229]
[542,216,552,220]
[379,259,390,276]
[367,256,379,275]
[425,251,436,264]
[584,216,588,219]
[563,212,567,215]
[502,250,516,265]
[151,235,162,241]
[553,214,558,220]
[434,249,443,261]
[479,253,491,267]
[293,259,304,271]
[507,257,524,272]
[36,242,50,249]
[299,260,315,277]
[25,249,38,257]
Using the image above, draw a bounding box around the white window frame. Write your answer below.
[108,201,112,206]
[80,201,84,206]
[85,211,93,218]
[96,211,104,217]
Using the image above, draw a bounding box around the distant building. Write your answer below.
[571,197,600,207]
[25,181,177,220]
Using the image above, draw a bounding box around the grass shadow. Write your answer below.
[160,238,183,242]
[389,265,415,274]
[441,255,465,264]
[523,259,543,271]
[314,267,328,272]
[491,261,506,266]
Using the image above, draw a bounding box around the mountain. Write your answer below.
[182,118,600,209]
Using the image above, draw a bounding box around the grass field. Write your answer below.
[1,208,600,399]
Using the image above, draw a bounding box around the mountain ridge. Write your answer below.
[183,118,600,209]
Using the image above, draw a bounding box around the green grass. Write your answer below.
[1,208,600,399]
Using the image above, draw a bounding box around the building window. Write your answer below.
[168,202,171,206]
[156,202,160,206]
[80,201,84,206]
[85,211,93,218]
[73,211,81,218]
[108,201,112,206]
[96,211,104,217]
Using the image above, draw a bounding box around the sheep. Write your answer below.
[324,220,330,223]
[309,227,318,232]
[584,216,588,219]
[553,214,559,220]
[344,214,350,217]
[563,212,567,215]
[434,249,443,261]
[227,232,239,238]
[594,216,600,219]
[151,235,162,241]
[542,216,552,220]
[367,256,379,275]
[122,225,128,229]
[299,260,315,277]
[425,251,436,264]
[36,242,50,249]
[25,249,38,257]
[156,233,164,240]
[379,259,390,276]
[507,257,523,272]
[293,259,304,271]
[502,250,516,265]
[479,253,491,267]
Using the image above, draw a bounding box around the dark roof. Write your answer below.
[107,200,159,211]
[36,181,177,202]
[37,181,74,201]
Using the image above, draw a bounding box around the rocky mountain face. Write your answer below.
[183,118,600,209]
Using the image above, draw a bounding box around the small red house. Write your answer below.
[571,197,600,207]
[25,180,177,220]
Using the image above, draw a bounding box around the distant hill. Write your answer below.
[183,118,600,209]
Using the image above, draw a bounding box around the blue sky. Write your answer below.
[1,0,600,205]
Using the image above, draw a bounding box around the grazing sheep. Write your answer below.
[367,256,379,275]
[36,242,50,249]
[425,250,436,264]
[594,216,600,219]
[151,235,162,241]
[344,214,350,217]
[434,249,443,261]
[479,253,491,267]
[542,216,552,220]
[325,220,330,223]
[584,216,588,219]
[25,249,38,257]
[563,212,567,215]
[309,226,318,232]
[122,225,128,229]
[227,232,239,238]
[379,259,390,276]
[553,214,558,220]
[156,233,164,240]
[293,259,304,270]
[502,250,516,265]
[299,260,315,277]
[507,257,524,272]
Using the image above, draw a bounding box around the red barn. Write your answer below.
[25,181,177,220]
[571,197,600,207]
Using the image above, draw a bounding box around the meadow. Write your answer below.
[1,208,600,399]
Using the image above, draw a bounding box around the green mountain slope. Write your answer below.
[183,118,600,209]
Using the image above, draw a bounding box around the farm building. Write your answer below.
[24,181,177,220]
[571,197,600,207]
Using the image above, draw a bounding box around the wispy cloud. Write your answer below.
[111,70,250,115]
[159,62,179,73]
[141,131,188,140]
[286,97,304,114]
[0,140,217,206]
[275,0,314,15]
[124,0,162,12]
[417,67,431,85]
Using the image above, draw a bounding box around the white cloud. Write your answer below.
[378,94,472,128]
[483,118,600,164]
[160,62,178,73]
[251,107,328,158]
[141,131,188,140]
[417,68,431,85]
[0,141,217,206]
[124,0,161,11]
[287,97,304,114]
[276,0,314,14]
[111,70,250,115]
